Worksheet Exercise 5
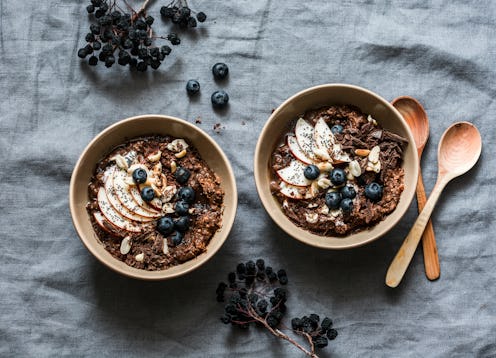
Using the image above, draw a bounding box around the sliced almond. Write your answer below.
[163,239,169,255]
[167,139,189,153]
[170,161,177,173]
[319,205,329,215]
[111,154,129,170]
[120,236,132,255]
[368,145,380,163]
[317,177,331,189]
[305,212,319,224]
[147,150,162,162]
[355,149,370,156]
[317,162,333,172]
[371,160,381,173]
[307,202,319,209]
[349,160,362,177]
[135,253,144,262]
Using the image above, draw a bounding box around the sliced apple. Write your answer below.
[113,169,162,218]
[276,160,312,187]
[97,187,146,233]
[104,167,155,223]
[93,211,119,235]
[295,118,315,160]
[331,143,351,163]
[279,181,304,200]
[129,185,162,214]
[313,118,335,152]
[279,181,317,200]
[287,135,313,164]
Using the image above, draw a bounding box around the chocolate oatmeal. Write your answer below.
[271,105,408,236]
[86,135,224,271]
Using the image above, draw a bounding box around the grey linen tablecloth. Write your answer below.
[1,0,495,357]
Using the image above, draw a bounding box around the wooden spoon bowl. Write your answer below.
[438,122,482,178]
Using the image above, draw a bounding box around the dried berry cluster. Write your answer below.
[78,0,206,71]
[160,0,206,28]
[216,259,337,357]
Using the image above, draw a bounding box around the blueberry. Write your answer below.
[340,198,354,212]
[365,182,383,201]
[132,168,147,184]
[329,168,346,186]
[212,62,229,79]
[304,164,320,180]
[175,166,191,184]
[178,186,195,204]
[331,124,344,134]
[174,216,190,232]
[175,200,189,215]
[140,186,155,202]
[157,216,174,236]
[186,79,200,95]
[211,90,229,108]
[196,11,207,22]
[341,185,356,199]
[325,191,342,209]
[171,231,184,246]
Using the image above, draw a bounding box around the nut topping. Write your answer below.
[120,236,131,255]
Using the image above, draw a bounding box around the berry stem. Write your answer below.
[245,304,319,358]
[137,0,152,14]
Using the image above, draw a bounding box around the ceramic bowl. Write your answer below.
[70,114,237,280]
[254,84,418,249]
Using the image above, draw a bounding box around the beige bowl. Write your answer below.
[254,84,419,249]
[70,114,237,280]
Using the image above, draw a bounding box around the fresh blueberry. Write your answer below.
[174,216,190,232]
[186,79,200,95]
[140,186,155,202]
[211,90,229,108]
[340,198,354,212]
[304,164,320,180]
[175,200,189,215]
[325,191,342,209]
[212,62,229,79]
[365,182,383,201]
[132,168,147,184]
[172,231,184,246]
[175,166,191,184]
[331,124,344,134]
[329,168,347,186]
[178,186,195,204]
[341,185,356,199]
[157,216,174,236]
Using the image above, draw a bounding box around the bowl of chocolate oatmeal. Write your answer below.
[70,115,237,280]
[254,84,418,249]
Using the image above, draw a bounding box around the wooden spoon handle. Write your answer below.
[386,178,447,288]
[416,170,440,280]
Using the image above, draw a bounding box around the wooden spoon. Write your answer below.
[391,96,440,281]
[386,122,482,288]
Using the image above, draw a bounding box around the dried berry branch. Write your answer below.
[78,0,206,71]
[216,259,338,357]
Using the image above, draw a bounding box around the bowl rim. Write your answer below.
[69,114,238,280]
[253,83,418,249]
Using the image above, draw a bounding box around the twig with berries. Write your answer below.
[78,0,206,71]
[216,259,338,357]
